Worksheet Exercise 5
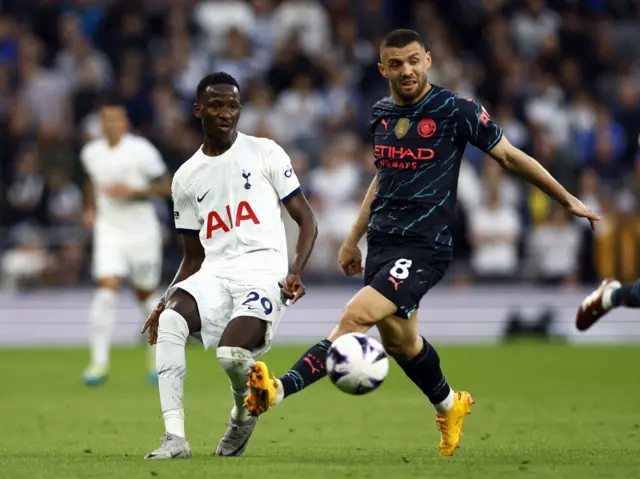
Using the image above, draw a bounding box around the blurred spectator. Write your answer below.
[214,28,260,89]
[5,146,46,228]
[511,0,560,60]
[469,181,521,279]
[194,0,255,56]
[272,0,330,56]
[238,83,290,144]
[1,226,54,292]
[528,204,581,287]
[54,12,113,93]
[275,72,326,151]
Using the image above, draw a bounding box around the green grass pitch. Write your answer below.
[1,344,639,478]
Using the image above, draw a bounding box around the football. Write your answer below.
[326,333,389,395]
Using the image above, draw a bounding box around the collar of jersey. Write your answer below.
[199,132,243,160]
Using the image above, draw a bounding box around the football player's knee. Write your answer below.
[157,309,189,346]
[217,347,254,391]
[382,334,421,362]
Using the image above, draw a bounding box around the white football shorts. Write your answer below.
[171,270,286,355]
[92,233,162,291]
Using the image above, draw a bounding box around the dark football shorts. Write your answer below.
[364,237,450,319]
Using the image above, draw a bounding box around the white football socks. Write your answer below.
[602,286,618,311]
[156,309,189,438]
[217,346,255,422]
[434,388,455,414]
[274,379,285,405]
[88,288,117,369]
[140,294,161,370]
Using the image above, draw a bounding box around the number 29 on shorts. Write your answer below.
[241,291,273,315]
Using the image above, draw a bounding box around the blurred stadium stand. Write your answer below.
[0,0,639,294]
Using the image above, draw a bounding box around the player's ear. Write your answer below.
[193,103,201,118]
[424,51,432,69]
[377,63,387,79]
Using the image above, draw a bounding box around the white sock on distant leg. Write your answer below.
[217,346,255,422]
[141,294,161,370]
[602,285,619,311]
[156,309,189,438]
[434,388,455,414]
[89,288,117,369]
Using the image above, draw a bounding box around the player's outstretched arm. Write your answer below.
[338,175,378,276]
[488,136,600,229]
[282,193,318,303]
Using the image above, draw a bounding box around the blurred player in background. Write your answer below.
[245,29,600,456]
[576,278,640,331]
[81,94,171,386]
[140,72,317,459]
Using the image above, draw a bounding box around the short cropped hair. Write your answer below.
[99,91,126,108]
[196,72,240,100]
[380,29,427,58]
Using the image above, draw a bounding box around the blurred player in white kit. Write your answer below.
[140,72,317,459]
[80,94,171,386]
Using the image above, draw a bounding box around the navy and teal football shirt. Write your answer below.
[368,84,503,252]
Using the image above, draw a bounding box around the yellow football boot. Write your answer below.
[245,362,278,416]
[436,391,474,456]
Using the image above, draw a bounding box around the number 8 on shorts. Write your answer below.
[390,258,412,280]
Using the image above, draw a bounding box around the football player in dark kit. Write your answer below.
[245,29,600,456]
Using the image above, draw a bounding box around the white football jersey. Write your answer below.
[81,134,167,239]
[172,133,301,281]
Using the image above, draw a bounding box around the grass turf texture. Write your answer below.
[1,344,639,478]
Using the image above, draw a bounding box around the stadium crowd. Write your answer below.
[0,0,639,290]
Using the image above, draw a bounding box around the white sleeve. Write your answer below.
[265,141,301,204]
[172,176,201,235]
[139,141,167,180]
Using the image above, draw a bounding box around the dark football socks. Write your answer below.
[396,336,452,408]
[611,280,640,308]
[279,339,332,398]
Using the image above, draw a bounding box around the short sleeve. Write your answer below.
[459,98,504,152]
[265,141,301,204]
[139,141,167,180]
[172,176,201,236]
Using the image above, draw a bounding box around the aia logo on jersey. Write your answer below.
[206,201,259,238]
[417,118,436,138]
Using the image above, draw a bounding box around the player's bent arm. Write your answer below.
[487,136,572,208]
[284,192,318,275]
[345,175,378,246]
[131,174,172,200]
[83,178,95,212]
[159,235,205,303]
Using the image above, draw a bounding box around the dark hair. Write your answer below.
[99,91,126,108]
[380,29,427,58]
[196,72,241,100]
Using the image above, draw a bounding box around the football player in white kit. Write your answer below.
[141,72,318,459]
[80,94,171,386]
